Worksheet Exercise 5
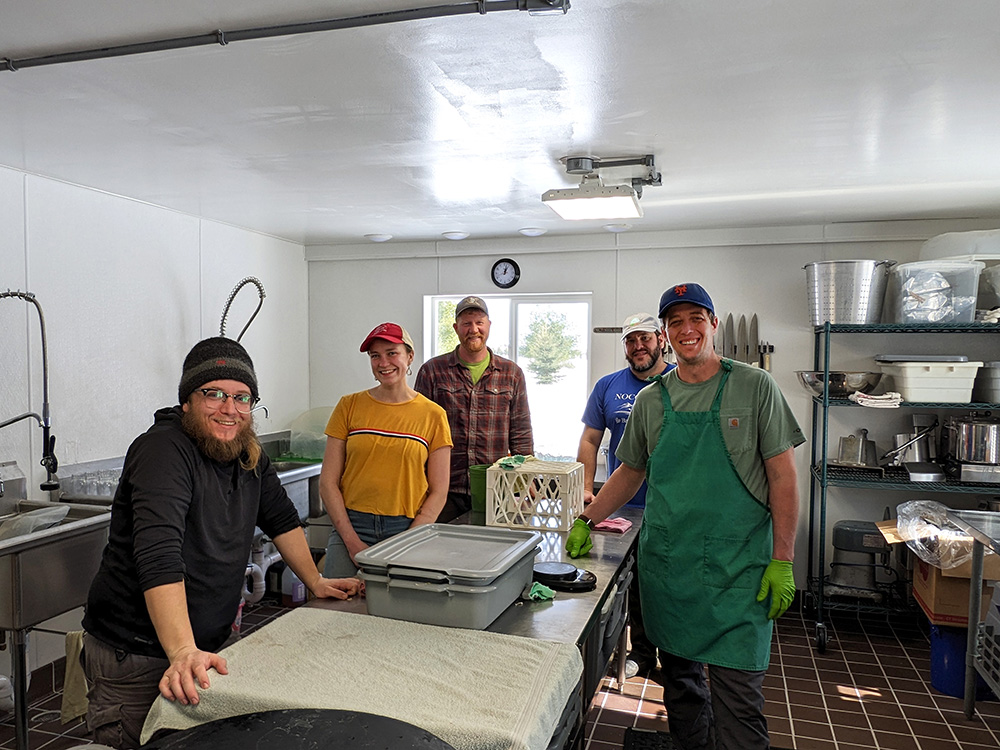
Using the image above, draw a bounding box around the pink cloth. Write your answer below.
[594,517,633,533]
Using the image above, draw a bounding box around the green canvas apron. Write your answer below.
[638,360,773,670]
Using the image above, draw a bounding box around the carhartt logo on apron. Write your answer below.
[728,417,740,429]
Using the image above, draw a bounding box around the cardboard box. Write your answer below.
[912,557,995,626]
[876,519,1000,626]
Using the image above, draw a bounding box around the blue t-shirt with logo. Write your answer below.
[581,364,674,507]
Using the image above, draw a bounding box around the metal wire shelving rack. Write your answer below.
[806,322,1000,651]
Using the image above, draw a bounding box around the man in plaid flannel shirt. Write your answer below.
[415,295,533,522]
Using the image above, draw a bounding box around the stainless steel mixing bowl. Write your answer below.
[795,370,882,398]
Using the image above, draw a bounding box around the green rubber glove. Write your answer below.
[756,559,795,620]
[565,518,593,558]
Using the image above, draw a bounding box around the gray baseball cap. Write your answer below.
[455,295,489,318]
[620,313,659,341]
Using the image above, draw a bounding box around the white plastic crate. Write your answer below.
[878,361,983,403]
[486,458,584,531]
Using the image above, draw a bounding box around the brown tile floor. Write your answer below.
[584,608,1000,750]
[3,601,999,750]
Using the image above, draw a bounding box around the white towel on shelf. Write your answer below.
[141,607,582,750]
[849,391,903,408]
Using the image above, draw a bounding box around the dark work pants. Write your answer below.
[437,491,471,524]
[82,633,166,749]
[659,651,769,750]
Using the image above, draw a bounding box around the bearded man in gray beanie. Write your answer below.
[82,337,360,749]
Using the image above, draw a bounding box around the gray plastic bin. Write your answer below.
[355,524,542,629]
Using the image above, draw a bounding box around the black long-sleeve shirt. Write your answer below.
[83,406,301,657]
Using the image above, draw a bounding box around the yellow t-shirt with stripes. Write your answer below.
[325,391,452,518]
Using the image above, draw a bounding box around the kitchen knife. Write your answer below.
[736,315,747,363]
[723,314,734,360]
[749,313,759,366]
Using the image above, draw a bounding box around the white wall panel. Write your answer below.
[25,176,201,474]
[0,167,31,484]
[308,257,439,409]
[199,223,310,433]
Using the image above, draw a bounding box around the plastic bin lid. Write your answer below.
[354,524,542,583]
[894,260,986,270]
[875,354,969,363]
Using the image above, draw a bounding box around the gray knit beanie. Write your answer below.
[178,337,259,404]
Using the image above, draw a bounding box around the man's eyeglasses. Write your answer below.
[197,388,258,413]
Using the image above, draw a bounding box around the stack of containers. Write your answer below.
[876,355,983,402]
[884,260,984,324]
[354,524,542,629]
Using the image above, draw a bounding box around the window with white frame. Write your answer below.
[423,293,592,460]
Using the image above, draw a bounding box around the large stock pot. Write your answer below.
[945,415,1000,465]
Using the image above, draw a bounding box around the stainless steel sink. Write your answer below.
[0,499,110,630]
[271,461,323,521]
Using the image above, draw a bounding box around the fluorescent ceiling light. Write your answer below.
[441,231,470,240]
[542,182,643,220]
[518,227,547,237]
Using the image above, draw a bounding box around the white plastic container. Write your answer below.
[355,524,541,629]
[885,260,984,324]
[878,361,983,403]
[487,458,584,531]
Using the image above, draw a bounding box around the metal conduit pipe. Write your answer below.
[0,0,568,73]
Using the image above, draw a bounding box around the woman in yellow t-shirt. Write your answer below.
[319,322,453,577]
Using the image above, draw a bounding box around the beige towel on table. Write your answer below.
[141,608,583,750]
[61,630,88,723]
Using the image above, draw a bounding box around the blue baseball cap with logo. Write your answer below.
[658,283,715,318]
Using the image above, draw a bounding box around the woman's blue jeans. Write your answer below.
[323,508,411,578]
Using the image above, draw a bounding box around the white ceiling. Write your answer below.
[2,0,999,247]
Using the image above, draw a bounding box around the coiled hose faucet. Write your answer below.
[220,277,266,343]
[0,290,59,491]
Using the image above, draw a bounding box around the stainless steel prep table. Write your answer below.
[485,506,642,700]
[943,509,1000,719]
[308,505,643,748]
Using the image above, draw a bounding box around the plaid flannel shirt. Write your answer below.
[415,347,533,497]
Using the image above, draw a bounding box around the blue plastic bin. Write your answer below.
[929,624,995,700]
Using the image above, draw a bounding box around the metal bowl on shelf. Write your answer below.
[795,370,882,398]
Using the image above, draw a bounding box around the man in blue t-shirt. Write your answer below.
[577,312,674,679]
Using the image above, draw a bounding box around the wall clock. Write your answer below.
[491,258,520,289]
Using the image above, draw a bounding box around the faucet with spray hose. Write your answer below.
[220,276,266,343]
[0,291,59,491]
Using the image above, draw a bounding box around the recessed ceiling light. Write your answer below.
[364,233,393,243]
[603,223,631,233]
[518,227,547,237]
[441,231,470,240]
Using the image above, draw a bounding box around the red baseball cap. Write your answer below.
[359,322,415,352]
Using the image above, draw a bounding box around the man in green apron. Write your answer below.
[567,283,804,750]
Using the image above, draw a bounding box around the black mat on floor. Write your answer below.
[622,729,673,750]
[622,727,790,749]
